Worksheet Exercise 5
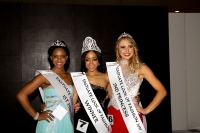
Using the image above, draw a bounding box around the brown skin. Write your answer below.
[16,48,78,122]
[84,51,111,98]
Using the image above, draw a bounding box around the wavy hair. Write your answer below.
[115,37,142,74]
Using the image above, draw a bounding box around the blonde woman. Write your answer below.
[107,32,167,133]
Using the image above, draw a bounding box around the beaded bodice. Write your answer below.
[43,85,73,111]
[108,66,143,109]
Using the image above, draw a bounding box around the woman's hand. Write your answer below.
[40,103,46,112]
[38,110,54,122]
[134,93,140,104]
[134,104,148,115]
[74,102,81,113]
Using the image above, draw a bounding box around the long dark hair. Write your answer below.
[48,41,70,71]
[80,50,103,73]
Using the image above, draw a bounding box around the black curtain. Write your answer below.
[0,2,171,133]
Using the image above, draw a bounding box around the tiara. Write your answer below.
[51,40,66,47]
[81,37,101,54]
[117,32,133,40]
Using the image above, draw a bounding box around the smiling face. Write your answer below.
[85,51,99,72]
[50,48,68,69]
[118,39,134,61]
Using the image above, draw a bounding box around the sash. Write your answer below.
[106,62,146,133]
[35,70,74,124]
[71,72,112,133]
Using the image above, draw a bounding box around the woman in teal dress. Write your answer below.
[16,40,77,133]
[36,85,74,133]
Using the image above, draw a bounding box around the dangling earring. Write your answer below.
[98,63,100,66]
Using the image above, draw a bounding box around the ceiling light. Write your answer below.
[175,11,180,13]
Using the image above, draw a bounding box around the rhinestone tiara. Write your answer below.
[51,40,66,47]
[117,32,133,40]
[81,37,101,54]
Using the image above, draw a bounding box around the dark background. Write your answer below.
[0,2,171,133]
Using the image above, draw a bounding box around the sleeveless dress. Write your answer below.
[107,67,147,133]
[36,85,74,133]
[74,84,108,133]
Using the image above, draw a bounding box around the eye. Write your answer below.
[93,58,98,61]
[85,58,89,62]
[61,55,66,58]
[129,45,133,48]
[120,46,125,49]
[53,55,58,58]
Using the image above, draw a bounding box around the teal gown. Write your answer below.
[36,85,74,133]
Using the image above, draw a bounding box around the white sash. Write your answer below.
[71,72,112,133]
[106,62,146,133]
[35,70,74,124]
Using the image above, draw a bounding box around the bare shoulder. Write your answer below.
[102,72,110,83]
[36,74,51,88]
[138,64,153,76]
[139,64,150,71]
[101,72,108,78]
[35,74,48,82]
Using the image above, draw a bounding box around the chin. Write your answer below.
[88,69,96,72]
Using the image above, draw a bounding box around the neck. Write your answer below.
[51,68,66,74]
[119,60,128,65]
[86,70,99,76]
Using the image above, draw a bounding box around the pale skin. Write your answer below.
[16,47,78,122]
[118,39,167,115]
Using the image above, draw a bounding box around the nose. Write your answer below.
[57,56,64,61]
[125,47,129,52]
[89,60,94,64]
[58,57,62,60]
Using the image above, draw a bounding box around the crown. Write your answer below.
[81,37,101,54]
[117,32,133,40]
[51,40,66,47]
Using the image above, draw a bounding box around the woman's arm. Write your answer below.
[16,74,52,121]
[73,85,81,113]
[105,73,112,99]
[136,64,167,115]
[73,85,78,105]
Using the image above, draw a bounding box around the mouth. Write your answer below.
[88,66,95,69]
[56,62,63,66]
[124,53,130,56]
[87,64,97,70]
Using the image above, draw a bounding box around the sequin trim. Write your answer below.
[108,66,143,109]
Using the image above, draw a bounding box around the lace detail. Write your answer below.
[45,95,57,98]
[119,60,128,65]
[45,99,62,108]
[43,85,73,110]
[108,66,143,109]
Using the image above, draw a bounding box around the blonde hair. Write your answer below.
[115,37,142,74]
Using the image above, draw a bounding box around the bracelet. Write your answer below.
[33,112,39,120]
